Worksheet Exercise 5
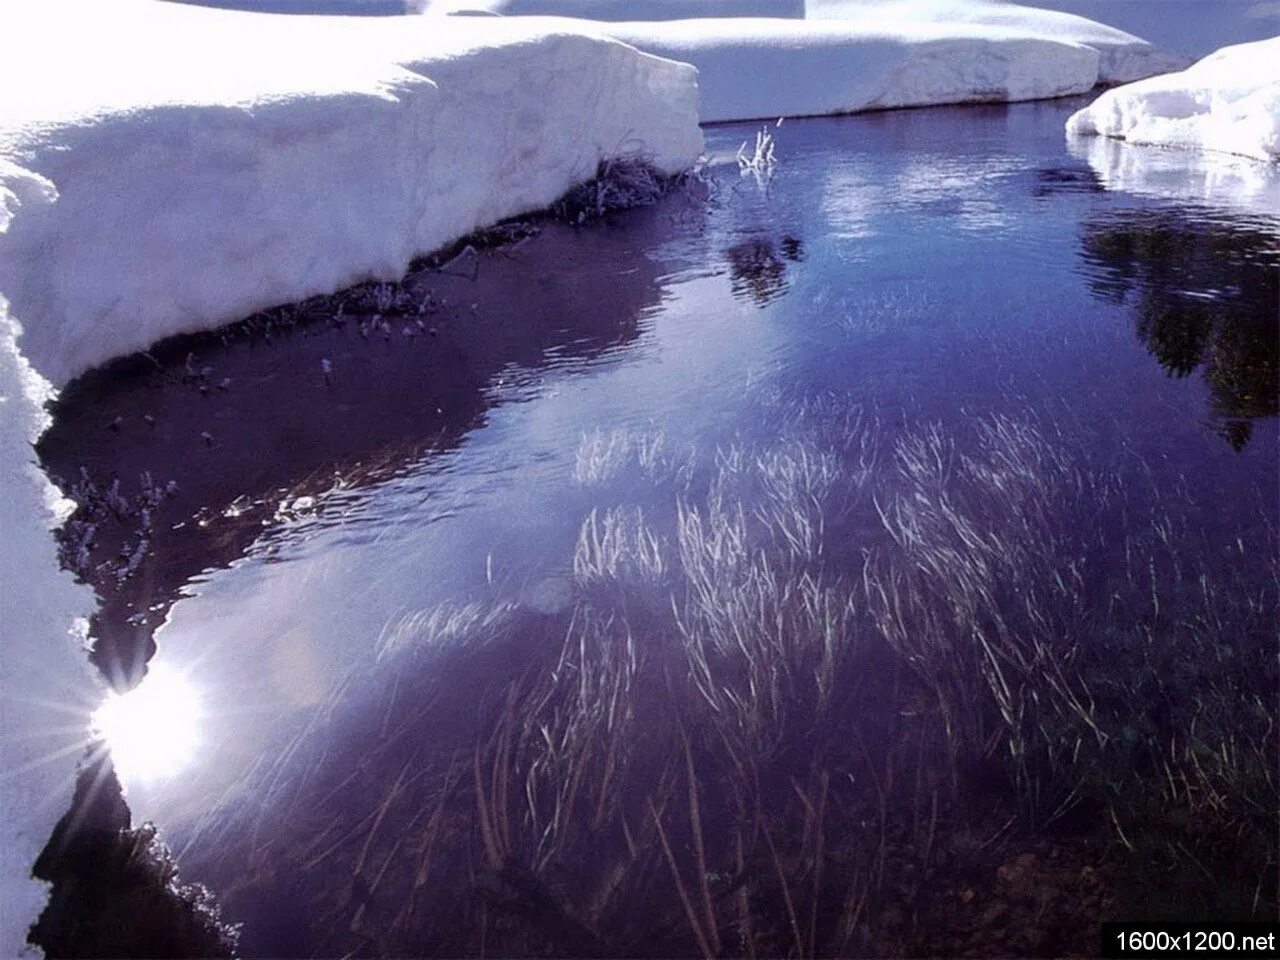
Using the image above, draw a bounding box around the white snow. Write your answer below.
[806,1,1186,83]
[414,1,1185,123]
[0,1,701,386]
[605,18,1101,122]
[0,1,700,954]
[0,323,100,958]
[1067,38,1280,163]
[177,0,406,11]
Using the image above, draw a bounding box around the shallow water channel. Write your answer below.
[39,99,1279,956]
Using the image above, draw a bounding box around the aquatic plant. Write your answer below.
[555,155,692,224]
[737,122,779,174]
[47,399,1277,956]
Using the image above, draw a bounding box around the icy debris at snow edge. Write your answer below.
[0,2,700,954]
[1067,37,1280,163]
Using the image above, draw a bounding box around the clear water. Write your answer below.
[41,97,1279,955]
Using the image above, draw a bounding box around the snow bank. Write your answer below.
[806,1,1186,83]
[413,0,804,15]
[0,1,700,386]
[1067,38,1280,163]
[1,1,699,953]
[175,0,406,13]
[0,320,100,957]
[415,1,1184,123]
[606,18,1101,122]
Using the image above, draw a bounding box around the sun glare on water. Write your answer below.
[91,663,202,784]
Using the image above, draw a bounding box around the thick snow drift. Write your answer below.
[415,0,1185,122]
[1067,38,1280,163]
[0,1,699,954]
[0,2,701,386]
[806,1,1185,83]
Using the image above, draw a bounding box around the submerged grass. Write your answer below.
[163,398,1277,957]
[33,152,711,958]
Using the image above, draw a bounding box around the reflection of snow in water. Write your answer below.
[823,154,1024,239]
[897,155,1023,232]
[820,162,880,242]
[1068,132,1280,219]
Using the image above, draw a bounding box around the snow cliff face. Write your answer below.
[0,2,701,955]
[1067,37,1280,163]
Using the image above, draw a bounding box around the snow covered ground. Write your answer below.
[413,0,1185,122]
[0,1,700,953]
[1067,38,1280,162]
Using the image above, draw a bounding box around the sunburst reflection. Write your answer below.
[90,663,202,785]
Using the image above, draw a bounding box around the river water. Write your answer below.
[40,97,1279,955]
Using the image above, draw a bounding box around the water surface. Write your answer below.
[41,98,1279,955]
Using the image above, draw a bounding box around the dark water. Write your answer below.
[41,99,1279,956]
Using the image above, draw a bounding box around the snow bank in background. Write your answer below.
[177,0,407,13]
[806,1,1186,83]
[1067,38,1280,162]
[0,1,699,953]
[607,18,1100,122]
[416,0,1184,122]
